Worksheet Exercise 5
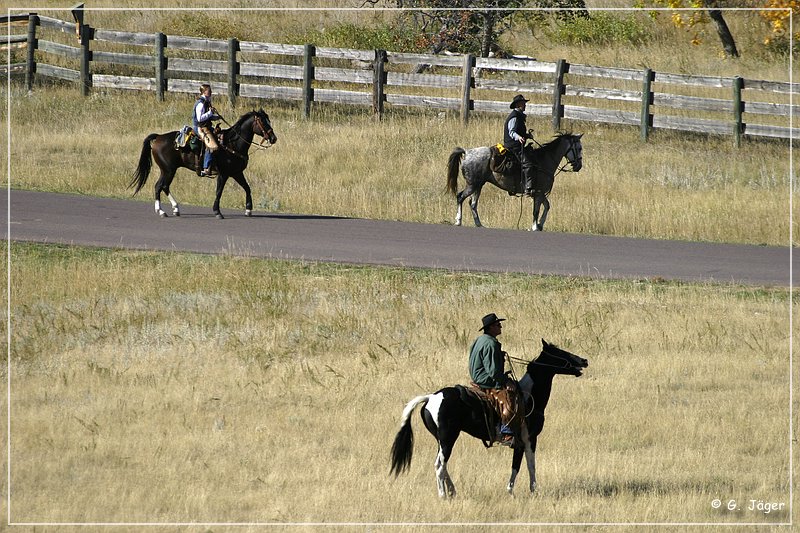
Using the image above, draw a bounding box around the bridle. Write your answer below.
[558,136,582,175]
[508,347,579,372]
[216,112,274,152]
[251,114,274,149]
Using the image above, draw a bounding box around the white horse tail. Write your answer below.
[446,147,466,196]
[390,394,431,477]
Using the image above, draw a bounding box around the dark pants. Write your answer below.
[506,143,536,194]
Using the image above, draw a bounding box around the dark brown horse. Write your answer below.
[130,109,277,219]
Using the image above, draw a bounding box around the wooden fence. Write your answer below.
[3,12,797,144]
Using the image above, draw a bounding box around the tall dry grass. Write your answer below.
[5,243,793,528]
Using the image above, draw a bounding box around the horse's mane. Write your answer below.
[230,110,260,130]
[534,132,577,151]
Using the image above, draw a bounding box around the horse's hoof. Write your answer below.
[215,213,224,220]
[159,212,167,218]
[245,209,252,217]
[173,211,180,217]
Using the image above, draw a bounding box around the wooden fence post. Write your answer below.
[25,14,38,93]
[373,49,387,119]
[733,76,744,147]
[155,32,166,101]
[552,59,567,131]
[460,54,475,125]
[79,23,93,96]
[302,44,315,119]
[640,68,654,142]
[228,38,240,107]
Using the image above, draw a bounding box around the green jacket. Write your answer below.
[468,334,506,389]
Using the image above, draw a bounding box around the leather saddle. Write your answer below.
[489,144,519,176]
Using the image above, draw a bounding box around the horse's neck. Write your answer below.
[527,369,555,412]
[538,138,569,173]
[228,119,255,151]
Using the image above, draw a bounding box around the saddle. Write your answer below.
[489,144,518,176]
[456,382,522,447]
[175,126,201,154]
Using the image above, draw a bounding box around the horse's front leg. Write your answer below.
[524,436,537,493]
[531,194,549,231]
[231,172,253,216]
[508,422,536,494]
[212,174,229,219]
[507,445,525,495]
[537,196,550,231]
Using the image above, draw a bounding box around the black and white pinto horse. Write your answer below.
[446,133,583,231]
[390,339,588,498]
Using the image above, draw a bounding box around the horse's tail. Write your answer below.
[129,133,159,195]
[390,394,430,477]
[446,147,466,196]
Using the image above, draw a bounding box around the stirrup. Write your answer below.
[498,434,515,447]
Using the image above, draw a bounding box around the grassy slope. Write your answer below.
[6,242,793,526]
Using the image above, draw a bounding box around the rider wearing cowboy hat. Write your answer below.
[503,94,536,196]
[468,312,522,446]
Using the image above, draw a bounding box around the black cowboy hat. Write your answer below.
[509,94,529,108]
[479,313,506,331]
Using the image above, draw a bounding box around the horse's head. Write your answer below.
[527,339,589,377]
[254,108,277,145]
[564,133,583,172]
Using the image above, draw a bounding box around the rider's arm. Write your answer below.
[507,117,525,144]
[196,102,217,123]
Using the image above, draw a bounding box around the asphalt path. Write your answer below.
[3,189,795,287]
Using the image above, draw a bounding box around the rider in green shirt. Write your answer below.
[468,313,520,446]
[469,313,508,389]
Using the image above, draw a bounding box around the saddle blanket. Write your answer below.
[175,125,196,150]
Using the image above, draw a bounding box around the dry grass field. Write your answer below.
[4,243,794,530]
[2,3,797,531]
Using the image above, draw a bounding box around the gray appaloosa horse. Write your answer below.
[446,133,583,231]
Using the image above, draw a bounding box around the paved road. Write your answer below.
[3,189,795,287]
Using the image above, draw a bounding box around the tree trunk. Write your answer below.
[480,11,495,58]
[706,6,739,57]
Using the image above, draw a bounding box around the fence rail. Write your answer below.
[3,12,797,144]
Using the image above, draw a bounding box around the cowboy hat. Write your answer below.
[479,312,506,331]
[509,94,529,108]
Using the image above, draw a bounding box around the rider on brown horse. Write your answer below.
[468,313,523,447]
[193,83,222,177]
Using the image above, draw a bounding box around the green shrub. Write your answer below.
[549,12,651,46]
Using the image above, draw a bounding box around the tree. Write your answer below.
[385,0,526,57]
[760,0,799,52]
[705,0,739,57]
[653,0,739,57]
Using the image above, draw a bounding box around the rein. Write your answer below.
[508,350,576,371]
[217,114,273,153]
